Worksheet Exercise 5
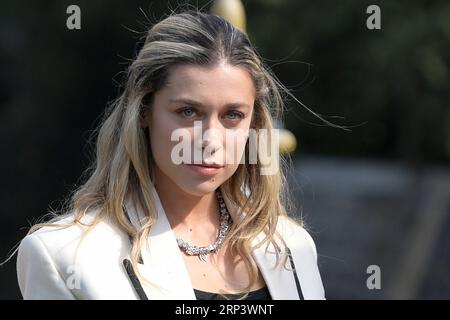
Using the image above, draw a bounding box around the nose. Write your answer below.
[201,137,221,156]
[200,115,224,156]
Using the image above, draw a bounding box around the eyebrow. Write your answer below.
[169,98,251,109]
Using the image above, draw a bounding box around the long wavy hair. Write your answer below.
[12,10,344,299]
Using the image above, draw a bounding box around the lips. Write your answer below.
[197,163,224,168]
[184,163,224,176]
[182,161,224,168]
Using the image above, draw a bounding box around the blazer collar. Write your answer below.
[123,184,301,300]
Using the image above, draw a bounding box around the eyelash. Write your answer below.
[176,107,245,121]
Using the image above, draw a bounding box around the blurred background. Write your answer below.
[1,0,449,299]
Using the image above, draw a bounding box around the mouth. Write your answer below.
[184,163,224,175]
[198,163,224,168]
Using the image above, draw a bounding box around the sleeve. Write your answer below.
[282,218,318,262]
[301,227,318,263]
[16,234,76,300]
[298,227,326,300]
[285,220,326,300]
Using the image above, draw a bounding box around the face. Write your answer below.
[142,62,256,196]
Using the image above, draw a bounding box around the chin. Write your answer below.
[177,179,222,197]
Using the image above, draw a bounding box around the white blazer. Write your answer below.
[16,185,325,300]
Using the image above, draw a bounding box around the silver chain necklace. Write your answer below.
[176,189,231,262]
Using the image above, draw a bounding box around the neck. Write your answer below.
[153,168,220,231]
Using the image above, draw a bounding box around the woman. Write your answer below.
[16,10,325,300]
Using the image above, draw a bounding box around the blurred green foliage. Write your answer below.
[242,0,450,164]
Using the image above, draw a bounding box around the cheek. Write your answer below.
[223,131,249,166]
[149,114,178,164]
[149,122,197,175]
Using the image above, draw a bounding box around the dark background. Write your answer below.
[1,0,449,299]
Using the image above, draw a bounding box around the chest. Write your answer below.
[180,244,266,293]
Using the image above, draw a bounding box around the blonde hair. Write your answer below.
[11,9,346,300]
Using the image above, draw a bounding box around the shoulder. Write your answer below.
[16,210,129,299]
[19,210,126,259]
[276,215,319,262]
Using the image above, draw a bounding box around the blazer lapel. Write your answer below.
[219,186,301,300]
[250,233,302,299]
[124,185,196,299]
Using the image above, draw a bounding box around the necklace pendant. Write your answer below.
[199,253,208,262]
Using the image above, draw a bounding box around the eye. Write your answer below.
[177,107,197,118]
[225,111,244,120]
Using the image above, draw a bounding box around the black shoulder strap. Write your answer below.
[286,246,304,300]
[122,259,149,300]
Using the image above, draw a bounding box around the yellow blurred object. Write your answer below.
[279,129,298,154]
[210,0,247,33]
[211,0,297,155]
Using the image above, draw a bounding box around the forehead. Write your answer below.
[162,63,256,103]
